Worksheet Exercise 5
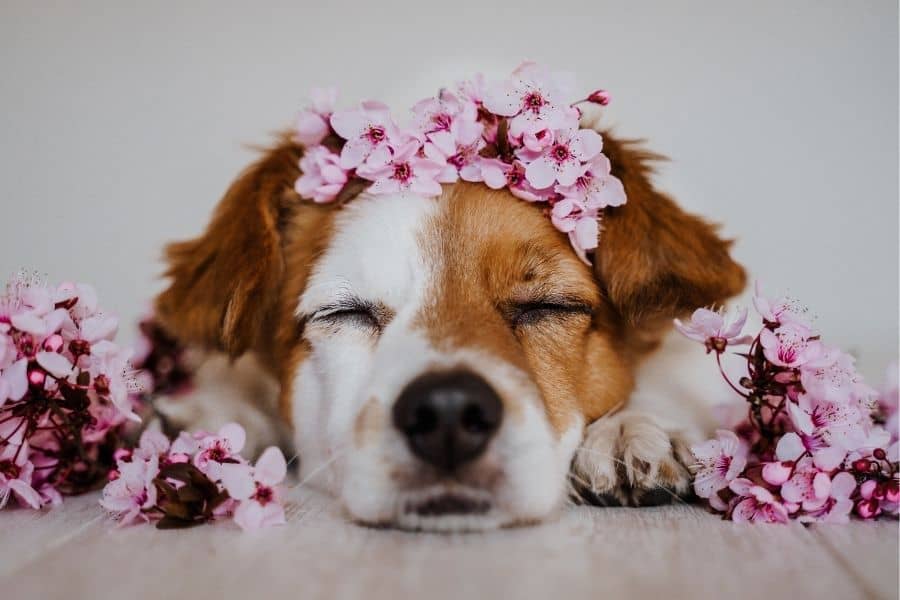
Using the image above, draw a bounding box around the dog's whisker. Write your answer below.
[289,446,350,492]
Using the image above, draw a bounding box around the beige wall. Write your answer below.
[1,0,896,378]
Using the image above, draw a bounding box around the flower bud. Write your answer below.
[43,334,64,353]
[587,90,611,106]
[884,481,900,504]
[859,479,878,499]
[855,498,881,519]
[852,458,871,472]
[762,461,793,486]
[28,368,46,387]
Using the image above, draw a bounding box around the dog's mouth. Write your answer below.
[405,492,492,517]
[391,487,497,531]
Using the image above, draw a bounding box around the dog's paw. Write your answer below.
[571,412,694,507]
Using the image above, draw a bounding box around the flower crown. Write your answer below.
[293,62,626,263]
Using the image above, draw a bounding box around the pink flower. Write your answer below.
[0,444,42,509]
[457,73,500,142]
[691,430,749,499]
[411,90,466,135]
[786,397,867,465]
[800,348,873,406]
[760,322,822,368]
[221,446,287,532]
[674,307,753,354]
[779,456,832,511]
[294,87,337,146]
[729,478,790,523]
[753,281,811,327]
[549,198,600,264]
[554,154,626,210]
[330,101,402,169]
[295,146,349,203]
[483,62,578,137]
[358,139,444,197]
[586,89,611,106]
[0,358,28,407]
[523,128,604,189]
[478,158,552,202]
[423,116,485,183]
[100,453,159,525]
[85,340,138,422]
[183,423,246,481]
[799,471,857,523]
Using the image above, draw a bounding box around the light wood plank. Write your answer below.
[3,488,893,600]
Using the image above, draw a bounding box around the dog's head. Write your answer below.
[155,130,745,530]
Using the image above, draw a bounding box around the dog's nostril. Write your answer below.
[392,370,503,471]
[461,402,497,433]
[411,404,439,435]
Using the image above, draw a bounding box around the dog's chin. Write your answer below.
[346,484,530,532]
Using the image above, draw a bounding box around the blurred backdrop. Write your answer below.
[1,0,896,379]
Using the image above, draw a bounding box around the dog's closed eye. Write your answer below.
[504,298,593,328]
[309,298,392,333]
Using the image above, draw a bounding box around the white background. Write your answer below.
[1,1,896,381]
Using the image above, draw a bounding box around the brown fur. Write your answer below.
[154,128,745,431]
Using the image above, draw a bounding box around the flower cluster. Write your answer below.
[293,62,626,263]
[100,423,288,532]
[679,283,898,523]
[0,273,138,510]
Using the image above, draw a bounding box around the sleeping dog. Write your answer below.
[152,121,745,531]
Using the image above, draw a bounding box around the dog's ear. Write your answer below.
[155,135,302,357]
[594,132,746,342]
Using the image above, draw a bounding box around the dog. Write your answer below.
[151,127,746,531]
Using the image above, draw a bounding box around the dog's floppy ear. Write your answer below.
[594,132,746,336]
[155,135,302,357]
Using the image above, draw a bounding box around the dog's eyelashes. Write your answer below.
[310,299,392,332]
[320,308,379,329]
[507,301,593,328]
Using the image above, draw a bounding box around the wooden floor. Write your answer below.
[2,487,897,600]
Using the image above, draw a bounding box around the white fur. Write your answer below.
[291,192,581,530]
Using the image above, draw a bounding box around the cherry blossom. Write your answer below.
[674,307,753,354]
[291,64,625,263]
[100,453,159,525]
[221,446,288,532]
[483,61,578,137]
[0,444,41,509]
[730,478,790,523]
[684,285,897,524]
[330,101,403,170]
[691,430,749,499]
[295,87,337,146]
[359,139,444,197]
[423,117,485,183]
[549,198,600,264]
[760,322,821,368]
[478,158,551,202]
[753,281,811,327]
[523,128,604,189]
[295,146,349,203]
[1,275,141,511]
[554,154,626,210]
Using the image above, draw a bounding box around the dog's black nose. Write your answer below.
[392,371,503,471]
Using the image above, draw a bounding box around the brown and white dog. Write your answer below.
[152,128,745,531]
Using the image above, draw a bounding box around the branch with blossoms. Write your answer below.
[292,62,626,264]
[0,273,140,509]
[679,282,899,523]
[100,424,287,532]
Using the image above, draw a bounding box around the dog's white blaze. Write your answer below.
[294,193,439,495]
[292,192,580,530]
